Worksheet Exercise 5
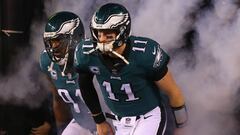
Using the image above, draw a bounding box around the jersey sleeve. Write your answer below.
[74,41,91,73]
[39,50,50,74]
[139,38,170,81]
[150,47,170,81]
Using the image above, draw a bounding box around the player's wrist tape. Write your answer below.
[171,104,188,128]
[92,112,106,124]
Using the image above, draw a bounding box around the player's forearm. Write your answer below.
[156,70,188,127]
[53,97,72,126]
[168,88,185,107]
[164,88,188,128]
[78,72,106,124]
[48,78,72,125]
[156,70,185,106]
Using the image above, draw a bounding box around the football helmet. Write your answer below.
[90,3,131,53]
[44,11,84,64]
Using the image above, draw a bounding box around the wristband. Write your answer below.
[172,104,188,128]
[92,112,106,124]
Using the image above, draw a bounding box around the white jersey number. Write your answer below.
[132,39,147,52]
[58,89,83,113]
[102,81,139,101]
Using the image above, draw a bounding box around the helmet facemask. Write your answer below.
[91,29,120,53]
[89,28,129,65]
[44,34,71,64]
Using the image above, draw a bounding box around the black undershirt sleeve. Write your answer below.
[152,66,168,81]
[77,70,106,123]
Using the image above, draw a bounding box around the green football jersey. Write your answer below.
[74,36,169,117]
[39,51,96,131]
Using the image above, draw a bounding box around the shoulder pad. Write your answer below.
[129,36,169,69]
[39,50,51,73]
[74,40,92,71]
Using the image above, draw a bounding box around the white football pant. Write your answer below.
[112,106,167,135]
[61,119,94,135]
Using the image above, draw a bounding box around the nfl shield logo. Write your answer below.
[125,118,131,124]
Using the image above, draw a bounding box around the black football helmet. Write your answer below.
[90,3,131,53]
[43,11,84,63]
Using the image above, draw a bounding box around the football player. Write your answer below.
[74,3,188,135]
[39,11,96,135]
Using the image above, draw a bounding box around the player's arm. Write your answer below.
[74,42,106,123]
[155,70,184,107]
[77,72,105,122]
[145,42,188,128]
[39,51,71,131]
[74,42,113,135]
[31,97,52,135]
[155,70,188,128]
[77,71,114,135]
[31,121,51,135]
[46,76,72,130]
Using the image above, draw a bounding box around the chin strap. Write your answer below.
[111,50,129,65]
[83,46,100,55]
[60,46,70,76]
[47,60,68,77]
[83,43,129,65]
[48,62,54,72]
[48,53,69,77]
[61,58,68,76]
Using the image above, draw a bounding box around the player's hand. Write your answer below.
[174,127,186,135]
[30,121,51,135]
[96,121,114,135]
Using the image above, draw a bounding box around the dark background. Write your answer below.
[0,1,56,135]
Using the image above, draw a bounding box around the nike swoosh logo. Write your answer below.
[144,115,153,119]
